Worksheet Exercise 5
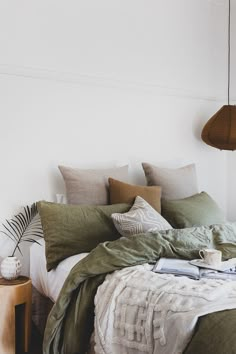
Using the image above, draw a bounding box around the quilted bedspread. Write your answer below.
[94,264,236,354]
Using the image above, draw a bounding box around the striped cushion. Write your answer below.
[111,196,172,237]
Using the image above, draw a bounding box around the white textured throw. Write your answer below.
[94,264,236,354]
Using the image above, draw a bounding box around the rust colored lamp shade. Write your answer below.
[201,105,236,150]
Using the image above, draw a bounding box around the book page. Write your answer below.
[153,258,200,280]
[153,258,236,281]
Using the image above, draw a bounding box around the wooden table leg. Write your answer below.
[0,278,32,354]
[24,285,32,352]
[0,296,15,354]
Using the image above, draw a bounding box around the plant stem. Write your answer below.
[11,242,19,257]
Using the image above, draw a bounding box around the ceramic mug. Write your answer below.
[199,249,222,267]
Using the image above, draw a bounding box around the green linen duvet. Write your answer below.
[43,223,236,354]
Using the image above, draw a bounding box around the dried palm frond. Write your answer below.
[0,203,43,256]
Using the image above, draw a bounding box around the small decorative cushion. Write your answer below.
[108,177,162,213]
[37,201,130,271]
[142,163,198,200]
[111,196,172,237]
[58,165,129,205]
[161,192,226,228]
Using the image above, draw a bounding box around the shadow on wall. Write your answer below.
[192,110,212,144]
[48,167,66,202]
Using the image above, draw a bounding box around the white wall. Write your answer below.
[0,0,229,265]
[226,0,236,221]
[227,153,236,220]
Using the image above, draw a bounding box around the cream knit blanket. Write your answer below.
[94,264,236,354]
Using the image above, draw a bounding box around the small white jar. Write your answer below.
[0,256,22,280]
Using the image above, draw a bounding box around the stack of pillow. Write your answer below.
[37,163,225,271]
[142,162,225,228]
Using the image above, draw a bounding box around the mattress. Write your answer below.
[30,239,89,302]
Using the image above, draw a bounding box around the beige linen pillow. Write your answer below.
[142,163,198,200]
[58,165,128,205]
[111,196,172,237]
[108,177,162,212]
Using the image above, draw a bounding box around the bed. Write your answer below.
[30,239,88,334]
[30,223,236,354]
[30,163,236,354]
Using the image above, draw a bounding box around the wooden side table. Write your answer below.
[0,276,32,354]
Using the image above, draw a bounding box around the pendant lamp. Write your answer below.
[201,0,236,150]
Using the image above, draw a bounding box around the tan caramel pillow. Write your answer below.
[108,178,161,213]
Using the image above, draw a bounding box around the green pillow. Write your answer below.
[161,192,225,229]
[37,201,130,271]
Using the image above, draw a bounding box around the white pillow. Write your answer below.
[111,196,172,237]
[55,194,67,204]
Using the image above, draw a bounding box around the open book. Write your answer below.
[153,258,236,280]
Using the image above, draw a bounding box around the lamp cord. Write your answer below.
[228,0,231,105]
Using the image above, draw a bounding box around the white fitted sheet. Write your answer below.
[30,239,89,302]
